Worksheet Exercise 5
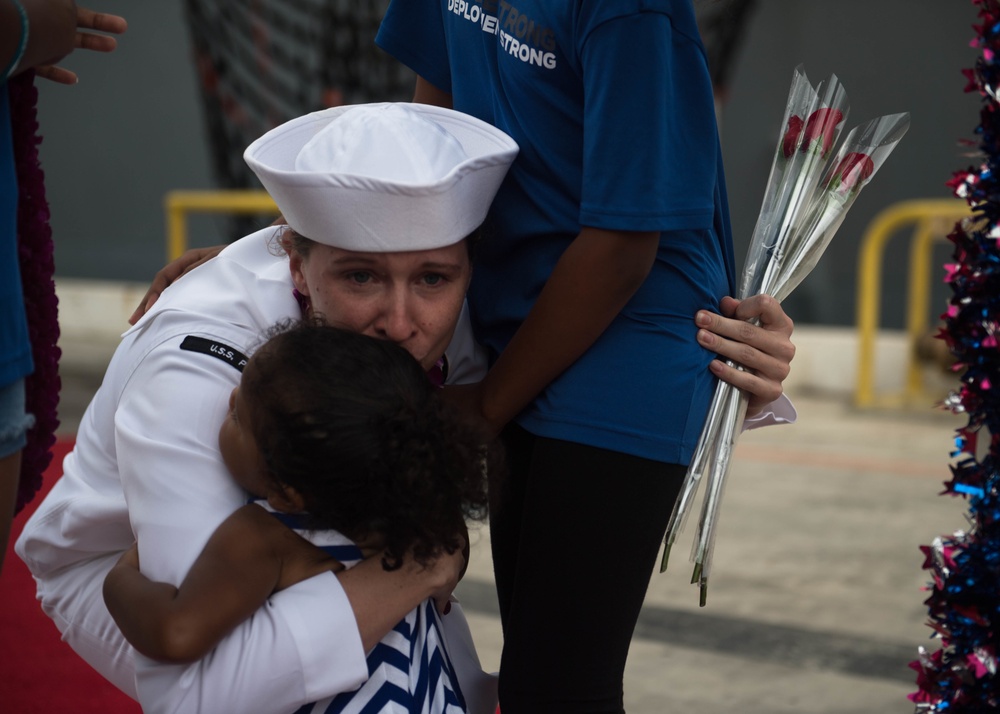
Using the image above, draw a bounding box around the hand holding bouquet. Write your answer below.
[660,65,910,605]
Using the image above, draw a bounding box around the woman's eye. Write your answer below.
[422,273,443,286]
[348,272,372,284]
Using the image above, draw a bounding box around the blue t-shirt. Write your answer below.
[0,85,33,387]
[377,0,735,464]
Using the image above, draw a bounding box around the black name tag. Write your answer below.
[179,336,249,372]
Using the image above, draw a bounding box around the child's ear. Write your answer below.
[267,484,306,513]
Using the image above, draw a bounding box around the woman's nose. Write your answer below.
[374,291,418,343]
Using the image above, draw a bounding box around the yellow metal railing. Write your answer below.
[854,199,971,408]
[164,192,965,408]
[165,190,280,261]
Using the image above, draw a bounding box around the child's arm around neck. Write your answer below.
[103,503,342,664]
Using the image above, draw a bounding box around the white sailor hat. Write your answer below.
[244,103,518,251]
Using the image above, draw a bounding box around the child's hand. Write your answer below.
[429,546,467,616]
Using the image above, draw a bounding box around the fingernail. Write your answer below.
[697,329,713,345]
[696,311,711,327]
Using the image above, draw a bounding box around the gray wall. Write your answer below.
[36,1,976,327]
[720,1,977,327]
[37,1,214,282]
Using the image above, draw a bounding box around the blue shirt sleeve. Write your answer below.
[376,0,453,94]
[578,9,720,232]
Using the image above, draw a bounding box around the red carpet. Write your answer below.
[0,438,141,713]
[1,440,503,714]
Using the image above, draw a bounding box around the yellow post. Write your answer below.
[854,199,969,409]
[163,190,279,261]
[855,207,894,409]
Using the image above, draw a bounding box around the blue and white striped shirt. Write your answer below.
[258,503,468,714]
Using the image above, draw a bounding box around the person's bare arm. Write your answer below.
[338,541,466,652]
[444,227,796,430]
[2,3,127,84]
[1,0,76,77]
[446,226,659,435]
[103,505,283,664]
[34,5,127,84]
[412,75,452,108]
[106,498,466,662]
[0,450,20,575]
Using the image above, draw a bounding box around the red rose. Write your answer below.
[801,107,844,156]
[781,115,804,158]
[831,151,875,190]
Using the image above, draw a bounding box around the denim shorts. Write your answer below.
[0,378,35,459]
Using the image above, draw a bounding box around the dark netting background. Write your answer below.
[183,0,414,239]
[183,0,754,240]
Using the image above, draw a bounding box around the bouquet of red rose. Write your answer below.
[660,65,910,605]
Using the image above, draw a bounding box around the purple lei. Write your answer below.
[9,70,61,513]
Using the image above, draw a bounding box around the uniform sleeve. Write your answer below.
[116,337,368,713]
[135,574,366,714]
[376,0,452,93]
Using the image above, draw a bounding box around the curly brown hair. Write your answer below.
[243,319,496,570]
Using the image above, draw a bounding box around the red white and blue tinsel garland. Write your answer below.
[909,2,1000,711]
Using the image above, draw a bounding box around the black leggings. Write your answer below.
[490,423,686,714]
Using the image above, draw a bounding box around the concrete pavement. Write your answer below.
[453,392,958,713]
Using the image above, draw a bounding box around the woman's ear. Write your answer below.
[267,483,306,513]
[287,250,309,298]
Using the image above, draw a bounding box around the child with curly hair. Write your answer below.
[103,319,494,714]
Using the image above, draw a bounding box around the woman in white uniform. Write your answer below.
[16,103,513,714]
[16,103,795,713]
